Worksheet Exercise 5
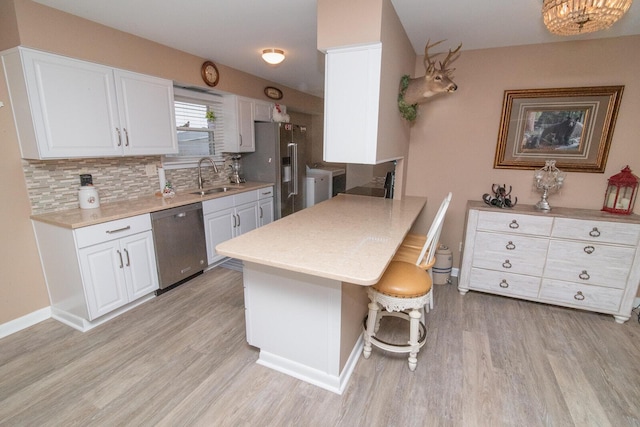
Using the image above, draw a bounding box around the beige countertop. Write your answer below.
[216,194,427,285]
[31,182,273,229]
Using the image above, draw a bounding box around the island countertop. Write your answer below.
[216,194,427,286]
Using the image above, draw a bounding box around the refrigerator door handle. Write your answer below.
[288,142,298,196]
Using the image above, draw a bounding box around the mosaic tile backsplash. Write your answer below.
[24,156,231,215]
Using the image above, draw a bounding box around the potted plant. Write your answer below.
[205,110,216,129]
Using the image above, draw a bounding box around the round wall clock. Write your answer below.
[201,61,219,87]
[264,86,283,100]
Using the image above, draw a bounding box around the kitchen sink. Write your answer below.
[190,187,234,196]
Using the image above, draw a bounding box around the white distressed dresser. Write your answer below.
[459,200,640,323]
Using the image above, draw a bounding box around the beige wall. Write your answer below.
[406,35,640,270]
[0,0,323,325]
[317,0,382,51]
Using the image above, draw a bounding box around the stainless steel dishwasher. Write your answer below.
[150,202,207,293]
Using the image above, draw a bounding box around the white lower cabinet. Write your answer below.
[203,186,274,265]
[33,214,159,331]
[459,201,640,323]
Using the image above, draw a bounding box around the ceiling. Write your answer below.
[33,0,640,98]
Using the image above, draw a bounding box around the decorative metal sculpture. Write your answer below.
[483,184,518,209]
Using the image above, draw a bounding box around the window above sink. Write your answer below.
[162,87,226,170]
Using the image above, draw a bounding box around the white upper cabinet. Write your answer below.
[323,43,381,164]
[113,69,178,156]
[254,100,273,122]
[1,47,177,159]
[222,95,256,153]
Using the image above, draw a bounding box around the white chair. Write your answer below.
[362,192,452,371]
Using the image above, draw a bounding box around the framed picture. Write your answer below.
[264,86,283,100]
[493,86,624,172]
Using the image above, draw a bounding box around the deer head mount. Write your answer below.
[398,39,462,122]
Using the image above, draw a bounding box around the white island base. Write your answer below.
[243,262,368,394]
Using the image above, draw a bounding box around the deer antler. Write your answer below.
[439,43,462,73]
[423,39,445,73]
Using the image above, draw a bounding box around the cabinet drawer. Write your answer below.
[203,194,234,214]
[477,211,553,236]
[540,279,624,312]
[545,240,634,289]
[551,217,640,246]
[258,186,274,199]
[468,268,541,299]
[75,214,151,248]
[234,189,259,205]
[472,232,548,276]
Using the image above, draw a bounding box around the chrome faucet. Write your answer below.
[198,157,219,189]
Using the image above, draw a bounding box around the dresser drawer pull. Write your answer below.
[502,260,512,269]
[589,227,601,237]
[506,241,516,250]
[583,245,595,254]
[106,226,131,234]
[574,291,585,301]
[509,220,519,229]
[579,270,590,280]
[499,279,509,288]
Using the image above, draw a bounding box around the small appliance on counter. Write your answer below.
[78,174,100,209]
[229,154,245,184]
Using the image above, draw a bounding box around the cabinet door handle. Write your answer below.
[233,215,237,228]
[117,250,124,268]
[106,226,131,234]
[509,220,519,229]
[239,134,243,147]
[259,206,263,219]
[574,291,585,301]
[499,279,509,288]
[502,260,512,269]
[579,270,590,280]
[123,128,130,147]
[116,128,122,146]
[506,241,516,250]
[583,245,595,254]
[124,248,130,266]
[236,214,240,227]
[589,227,601,237]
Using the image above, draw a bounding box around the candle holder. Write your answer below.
[533,160,566,211]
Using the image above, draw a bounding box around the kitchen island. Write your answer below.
[216,194,427,393]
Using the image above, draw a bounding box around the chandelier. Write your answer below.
[542,0,633,35]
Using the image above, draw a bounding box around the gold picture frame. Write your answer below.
[493,86,624,172]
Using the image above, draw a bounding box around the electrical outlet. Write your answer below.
[145,164,156,177]
[459,241,463,252]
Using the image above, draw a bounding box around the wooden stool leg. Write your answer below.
[363,301,380,359]
[407,308,421,371]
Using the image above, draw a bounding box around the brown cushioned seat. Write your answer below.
[373,261,433,298]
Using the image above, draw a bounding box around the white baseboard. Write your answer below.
[0,306,51,340]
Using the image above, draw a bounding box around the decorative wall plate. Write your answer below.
[264,86,283,100]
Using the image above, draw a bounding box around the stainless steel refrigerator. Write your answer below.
[242,122,307,219]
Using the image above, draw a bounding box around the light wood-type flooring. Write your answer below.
[2,267,640,426]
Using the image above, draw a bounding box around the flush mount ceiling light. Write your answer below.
[542,0,633,35]
[262,48,285,65]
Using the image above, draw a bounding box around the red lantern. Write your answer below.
[602,166,639,215]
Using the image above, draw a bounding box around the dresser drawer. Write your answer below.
[551,217,640,246]
[472,232,548,276]
[477,211,553,236]
[540,279,624,312]
[468,268,541,299]
[545,240,634,289]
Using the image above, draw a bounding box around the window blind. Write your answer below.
[165,87,226,165]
